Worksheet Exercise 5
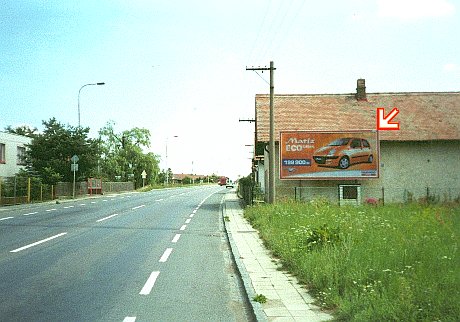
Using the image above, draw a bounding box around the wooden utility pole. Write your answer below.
[246,61,276,203]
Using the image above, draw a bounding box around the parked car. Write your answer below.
[226,180,234,188]
[312,137,373,169]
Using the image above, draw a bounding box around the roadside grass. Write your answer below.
[244,199,460,321]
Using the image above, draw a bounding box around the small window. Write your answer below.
[343,186,358,199]
[339,184,361,206]
[0,143,5,163]
[362,139,370,148]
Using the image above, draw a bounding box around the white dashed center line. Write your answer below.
[123,317,136,322]
[132,205,145,210]
[0,217,14,221]
[159,248,173,262]
[139,271,160,295]
[97,214,119,222]
[180,225,186,231]
[10,232,68,253]
[171,234,181,243]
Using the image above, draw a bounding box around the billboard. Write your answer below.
[280,130,379,180]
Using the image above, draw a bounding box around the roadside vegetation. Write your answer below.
[244,199,460,321]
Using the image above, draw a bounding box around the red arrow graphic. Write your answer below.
[377,108,399,130]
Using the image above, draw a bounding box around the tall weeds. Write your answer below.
[244,200,460,321]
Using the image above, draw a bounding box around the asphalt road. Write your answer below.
[0,185,253,322]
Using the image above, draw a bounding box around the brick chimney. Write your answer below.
[356,78,367,101]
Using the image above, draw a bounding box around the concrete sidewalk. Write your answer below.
[224,190,334,322]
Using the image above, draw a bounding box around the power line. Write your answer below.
[260,0,295,61]
[246,0,272,65]
[254,0,286,62]
[272,0,307,56]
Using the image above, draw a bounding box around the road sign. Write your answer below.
[141,170,147,179]
[71,155,79,163]
[71,164,78,172]
[377,108,399,130]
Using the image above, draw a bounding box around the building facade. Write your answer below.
[253,80,460,204]
[0,132,32,178]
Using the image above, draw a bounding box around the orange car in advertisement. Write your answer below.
[312,137,374,169]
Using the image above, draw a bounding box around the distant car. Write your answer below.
[226,180,234,188]
[312,137,374,169]
[219,177,227,186]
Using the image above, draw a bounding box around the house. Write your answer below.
[253,79,460,204]
[0,131,32,178]
[172,173,208,184]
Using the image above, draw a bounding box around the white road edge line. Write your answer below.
[180,225,186,231]
[139,271,160,295]
[171,234,181,243]
[132,205,145,210]
[10,232,68,253]
[0,217,14,221]
[159,248,173,262]
[97,214,119,222]
[123,317,136,322]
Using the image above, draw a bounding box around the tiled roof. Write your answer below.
[255,92,460,142]
[173,173,207,181]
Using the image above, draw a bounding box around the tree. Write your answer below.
[25,118,101,185]
[98,121,160,188]
[4,124,38,138]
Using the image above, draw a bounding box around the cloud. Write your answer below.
[377,0,455,19]
[443,63,460,72]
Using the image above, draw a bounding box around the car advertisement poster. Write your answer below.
[280,130,379,180]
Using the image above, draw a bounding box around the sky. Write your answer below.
[1,0,459,180]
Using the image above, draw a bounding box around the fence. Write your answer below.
[278,185,460,205]
[0,177,55,206]
[237,177,265,206]
[237,180,460,206]
[55,181,135,197]
[1,177,135,206]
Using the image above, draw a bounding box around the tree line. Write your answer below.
[5,119,164,188]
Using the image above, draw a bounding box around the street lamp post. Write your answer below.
[78,82,105,127]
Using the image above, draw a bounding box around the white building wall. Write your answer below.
[261,140,460,204]
[0,132,32,178]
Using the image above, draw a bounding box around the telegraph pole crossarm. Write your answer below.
[239,118,255,123]
[246,66,276,71]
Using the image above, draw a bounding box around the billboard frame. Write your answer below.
[279,130,380,180]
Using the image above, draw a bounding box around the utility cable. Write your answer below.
[260,0,295,61]
[246,0,272,65]
[255,0,285,63]
[272,0,307,56]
